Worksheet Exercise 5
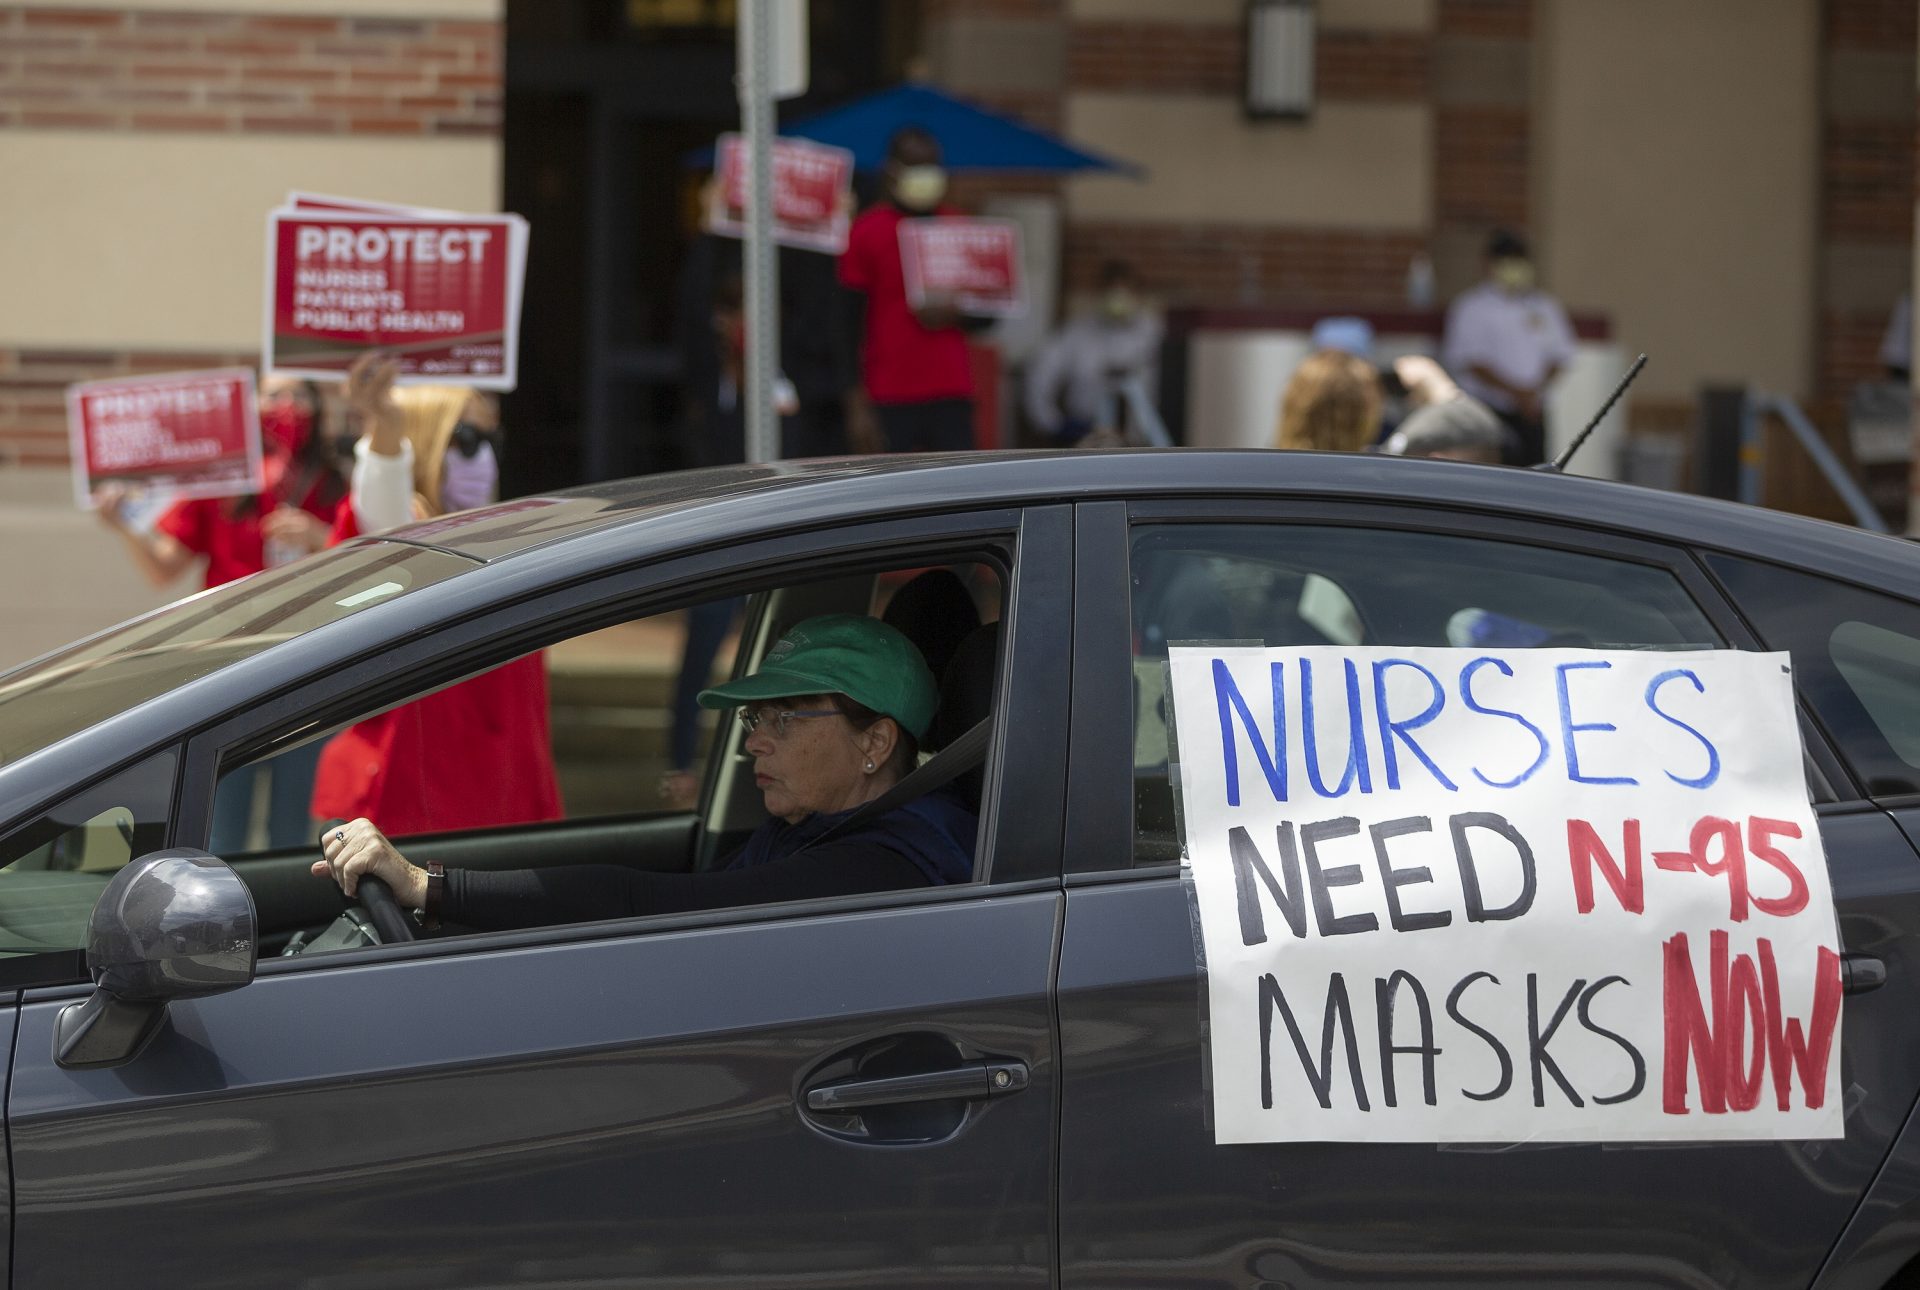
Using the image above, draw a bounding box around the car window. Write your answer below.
[1705,553,1920,798]
[1129,524,1723,865]
[207,556,1006,958]
[212,562,1003,855]
[0,750,177,968]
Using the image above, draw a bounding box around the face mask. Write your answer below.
[1493,258,1536,293]
[260,402,313,458]
[440,439,498,512]
[893,165,947,212]
[1102,288,1138,322]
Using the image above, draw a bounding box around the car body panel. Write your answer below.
[1056,807,1920,1287]
[9,894,1060,1288]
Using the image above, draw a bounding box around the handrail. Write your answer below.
[1740,391,1890,533]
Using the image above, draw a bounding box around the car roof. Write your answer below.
[371,449,1920,594]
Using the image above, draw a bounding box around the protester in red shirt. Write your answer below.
[93,377,343,591]
[93,376,347,852]
[308,354,563,838]
[838,125,989,455]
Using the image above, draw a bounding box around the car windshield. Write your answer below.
[0,541,474,768]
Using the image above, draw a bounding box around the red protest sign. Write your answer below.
[898,217,1025,318]
[705,134,855,253]
[66,368,261,508]
[264,208,528,389]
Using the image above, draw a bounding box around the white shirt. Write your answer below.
[351,436,415,533]
[1441,282,1575,414]
[1023,311,1164,435]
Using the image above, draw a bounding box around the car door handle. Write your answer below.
[1842,952,1887,995]
[804,1059,1029,1111]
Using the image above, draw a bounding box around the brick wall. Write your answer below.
[0,7,500,136]
[1064,223,1426,307]
[1061,10,1441,306]
[0,345,254,467]
[1815,0,1914,416]
[1067,22,1430,102]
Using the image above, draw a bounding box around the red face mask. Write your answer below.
[261,401,313,459]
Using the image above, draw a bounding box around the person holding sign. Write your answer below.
[306,354,562,838]
[92,374,347,853]
[313,616,974,927]
[837,126,991,454]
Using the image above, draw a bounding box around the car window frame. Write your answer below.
[1064,496,1852,881]
[136,504,1072,989]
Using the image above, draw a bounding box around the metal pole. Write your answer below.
[738,0,781,464]
[1736,390,1763,508]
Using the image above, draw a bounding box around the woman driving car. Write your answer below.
[314,615,977,930]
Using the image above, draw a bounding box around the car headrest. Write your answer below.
[882,569,982,685]
[933,621,999,752]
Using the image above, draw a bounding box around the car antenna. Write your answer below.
[1537,352,1647,473]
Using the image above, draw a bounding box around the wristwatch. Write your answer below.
[421,860,446,930]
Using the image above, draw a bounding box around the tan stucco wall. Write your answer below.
[23,0,501,15]
[1065,95,1430,229]
[1068,0,1435,31]
[0,132,502,351]
[1532,0,1819,401]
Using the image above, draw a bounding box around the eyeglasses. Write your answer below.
[736,706,840,738]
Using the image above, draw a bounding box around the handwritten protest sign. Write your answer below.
[264,195,529,389]
[898,217,1025,317]
[704,134,855,254]
[65,368,260,508]
[1167,646,1842,1144]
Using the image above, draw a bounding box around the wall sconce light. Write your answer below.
[1245,0,1315,121]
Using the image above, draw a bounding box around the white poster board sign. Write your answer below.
[1167,646,1843,1144]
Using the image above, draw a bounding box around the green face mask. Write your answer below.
[1493,258,1537,293]
[893,165,948,212]
[1102,288,1139,321]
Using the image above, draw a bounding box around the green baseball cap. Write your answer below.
[698,614,939,739]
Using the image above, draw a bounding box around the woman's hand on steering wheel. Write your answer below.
[315,818,427,907]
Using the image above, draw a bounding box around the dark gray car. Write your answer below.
[1,450,1919,1288]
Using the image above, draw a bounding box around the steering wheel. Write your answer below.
[356,875,416,944]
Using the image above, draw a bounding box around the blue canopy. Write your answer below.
[689,82,1141,176]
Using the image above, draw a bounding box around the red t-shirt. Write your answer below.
[155,456,343,591]
[838,202,975,406]
[156,498,266,590]
[309,502,564,837]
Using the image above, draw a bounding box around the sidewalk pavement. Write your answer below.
[0,468,171,673]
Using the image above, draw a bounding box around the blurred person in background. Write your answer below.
[1023,259,1162,443]
[1441,229,1574,466]
[1274,349,1382,452]
[308,354,562,838]
[93,373,347,851]
[1379,354,1512,463]
[676,222,842,462]
[838,125,990,454]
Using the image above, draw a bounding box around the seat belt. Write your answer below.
[800,717,991,851]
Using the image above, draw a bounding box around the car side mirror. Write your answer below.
[54,849,258,1071]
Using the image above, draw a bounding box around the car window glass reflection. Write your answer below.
[1707,554,1920,798]
[1128,525,1723,866]
[0,750,177,962]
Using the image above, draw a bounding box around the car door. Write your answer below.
[1054,498,1920,1288]
[5,506,1070,1289]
